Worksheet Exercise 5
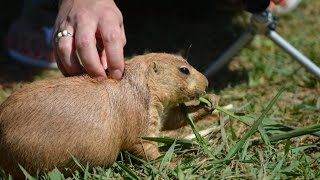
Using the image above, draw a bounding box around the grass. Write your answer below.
[0,0,320,179]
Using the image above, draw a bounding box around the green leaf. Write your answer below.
[115,162,141,180]
[83,163,90,180]
[316,97,320,110]
[268,140,290,179]
[224,87,285,160]
[71,155,85,172]
[198,97,211,107]
[141,137,194,146]
[268,123,320,143]
[258,126,271,145]
[160,139,176,171]
[47,168,65,180]
[18,164,37,180]
[176,161,185,180]
[240,139,251,161]
[184,110,215,158]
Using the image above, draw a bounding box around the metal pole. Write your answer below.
[267,30,320,79]
[204,10,320,80]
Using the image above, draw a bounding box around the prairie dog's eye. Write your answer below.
[179,66,190,75]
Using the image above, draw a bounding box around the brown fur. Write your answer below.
[0,53,218,178]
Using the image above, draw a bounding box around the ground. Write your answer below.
[0,0,319,179]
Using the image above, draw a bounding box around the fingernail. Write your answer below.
[96,76,105,82]
[111,69,123,80]
[103,62,108,70]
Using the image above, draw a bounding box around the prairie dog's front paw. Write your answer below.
[200,94,219,111]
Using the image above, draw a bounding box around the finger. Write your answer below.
[99,21,125,80]
[54,42,69,76]
[121,24,127,46]
[55,28,84,76]
[75,20,106,78]
[100,49,108,70]
[55,53,68,76]
[96,37,108,70]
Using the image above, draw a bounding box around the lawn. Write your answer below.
[0,0,319,179]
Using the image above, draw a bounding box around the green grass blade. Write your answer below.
[18,164,36,180]
[215,105,254,126]
[71,155,85,171]
[160,139,176,171]
[176,161,185,180]
[219,113,228,146]
[212,142,226,157]
[180,102,215,158]
[124,151,133,166]
[115,162,141,180]
[240,139,251,161]
[184,110,215,158]
[142,137,194,146]
[258,126,271,145]
[191,163,203,174]
[124,152,148,164]
[198,97,211,107]
[215,105,271,145]
[0,168,9,180]
[123,152,160,174]
[224,87,285,160]
[268,123,320,143]
[185,112,208,147]
[47,168,65,180]
[268,140,290,179]
[83,163,90,180]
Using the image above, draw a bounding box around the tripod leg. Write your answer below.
[267,30,320,79]
[204,30,254,78]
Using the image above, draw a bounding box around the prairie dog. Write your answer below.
[0,53,218,178]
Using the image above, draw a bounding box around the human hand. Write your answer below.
[53,0,126,80]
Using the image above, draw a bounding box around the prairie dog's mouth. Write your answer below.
[196,90,207,97]
[190,90,207,100]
